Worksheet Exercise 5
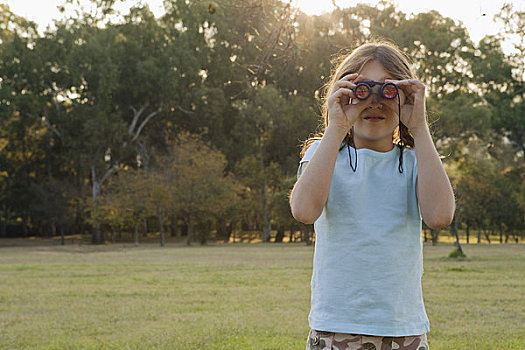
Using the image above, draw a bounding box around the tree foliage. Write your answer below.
[0,0,523,243]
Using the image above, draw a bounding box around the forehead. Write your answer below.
[359,60,391,81]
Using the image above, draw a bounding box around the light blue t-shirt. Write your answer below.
[300,140,429,337]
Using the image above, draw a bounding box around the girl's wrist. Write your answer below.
[326,123,351,141]
[411,122,430,141]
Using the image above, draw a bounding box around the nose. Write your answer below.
[368,92,385,110]
[367,85,382,104]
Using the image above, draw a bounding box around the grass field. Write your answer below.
[0,241,524,349]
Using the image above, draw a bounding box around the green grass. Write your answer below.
[0,242,524,349]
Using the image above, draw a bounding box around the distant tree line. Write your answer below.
[0,0,523,244]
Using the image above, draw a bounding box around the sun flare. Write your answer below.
[290,0,335,15]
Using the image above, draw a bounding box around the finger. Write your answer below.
[331,88,354,100]
[352,74,364,83]
[333,80,357,90]
[329,87,352,98]
[341,73,364,85]
[336,75,360,96]
[391,79,416,85]
[330,88,355,105]
[392,80,425,101]
[381,79,408,104]
[384,79,400,84]
[340,72,358,80]
[394,79,426,91]
[331,83,359,100]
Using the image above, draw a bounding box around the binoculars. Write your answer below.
[353,81,398,100]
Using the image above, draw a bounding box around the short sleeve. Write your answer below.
[413,152,418,189]
[300,140,320,164]
[412,149,419,206]
[297,140,320,180]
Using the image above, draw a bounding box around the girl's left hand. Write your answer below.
[385,79,427,135]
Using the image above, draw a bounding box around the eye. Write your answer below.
[382,84,398,99]
[354,85,369,99]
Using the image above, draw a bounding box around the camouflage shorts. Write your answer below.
[305,329,429,350]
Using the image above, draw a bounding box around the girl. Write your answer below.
[289,41,455,350]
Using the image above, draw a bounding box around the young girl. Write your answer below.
[289,41,455,350]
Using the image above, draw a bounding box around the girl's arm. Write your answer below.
[290,125,349,224]
[413,125,456,228]
[290,73,369,224]
[391,78,455,228]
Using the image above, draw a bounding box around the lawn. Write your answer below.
[0,241,523,349]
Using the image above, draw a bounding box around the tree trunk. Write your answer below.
[452,217,464,256]
[1,204,7,238]
[134,220,139,247]
[142,218,148,237]
[466,220,470,244]
[484,231,491,244]
[477,219,482,243]
[304,227,313,246]
[51,220,56,238]
[275,224,285,242]
[169,214,177,237]
[21,216,28,237]
[262,217,271,242]
[176,219,182,238]
[199,220,211,245]
[216,217,228,241]
[288,223,295,243]
[91,167,103,244]
[186,215,194,245]
[430,228,439,246]
[261,182,272,242]
[158,209,165,247]
[76,205,85,235]
[259,153,272,242]
[60,225,65,246]
[499,221,503,244]
[179,223,186,235]
[226,220,235,243]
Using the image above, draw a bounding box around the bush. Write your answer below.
[448,248,467,259]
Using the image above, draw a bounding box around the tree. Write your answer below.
[100,168,149,245]
[41,3,181,243]
[1,0,524,244]
[492,4,525,155]
[163,133,240,245]
[0,5,53,236]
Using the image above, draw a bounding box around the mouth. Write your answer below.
[364,115,385,122]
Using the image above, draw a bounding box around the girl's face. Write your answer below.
[351,60,405,152]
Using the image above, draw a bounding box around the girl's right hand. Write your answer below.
[327,73,371,135]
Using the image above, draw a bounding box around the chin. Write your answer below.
[355,130,394,141]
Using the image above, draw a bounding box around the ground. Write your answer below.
[0,241,523,349]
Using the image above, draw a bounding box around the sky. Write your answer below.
[3,0,523,52]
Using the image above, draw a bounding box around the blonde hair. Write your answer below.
[301,40,418,158]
